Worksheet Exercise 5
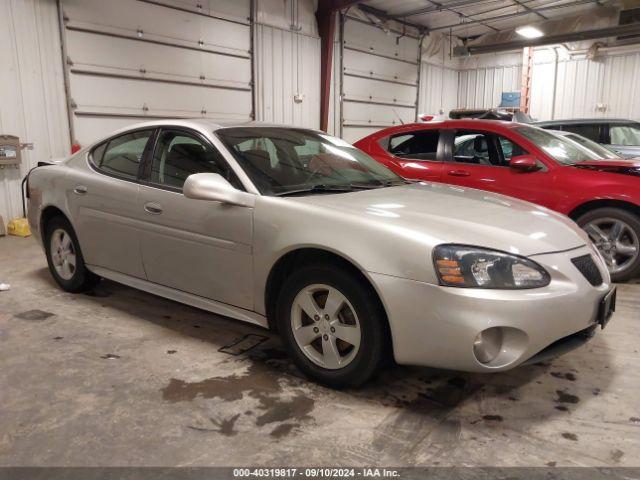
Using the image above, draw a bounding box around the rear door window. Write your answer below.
[609,124,640,146]
[387,130,440,161]
[95,130,153,180]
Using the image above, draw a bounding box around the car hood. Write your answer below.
[572,159,640,176]
[291,182,587,256]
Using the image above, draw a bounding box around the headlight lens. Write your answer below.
[433,244,551,289]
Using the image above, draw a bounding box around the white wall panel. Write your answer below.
[0,0,70,224]
[458,64,521,109]
[601,53,640,120]
[419,62,458,116]
[254,24,320,129]
[530,50,640,122]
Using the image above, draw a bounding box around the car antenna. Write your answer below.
[392,108,405,125]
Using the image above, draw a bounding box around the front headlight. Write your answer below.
[433,244,551,289]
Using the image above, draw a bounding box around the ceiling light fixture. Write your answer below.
[515,25,544,39]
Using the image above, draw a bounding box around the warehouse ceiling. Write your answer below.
[358,0,611,38]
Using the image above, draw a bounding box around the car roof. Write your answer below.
[105,118,321,136]
[373,119,526,136]
[535,118,639,127]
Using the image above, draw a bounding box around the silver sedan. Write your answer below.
[27,120,615,387]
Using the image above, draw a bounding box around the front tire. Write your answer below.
[276,265,388,388]
[44,216,100,292]
[577,207,640,282]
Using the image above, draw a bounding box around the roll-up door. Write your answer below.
[60,0,253,145]
[339,15,420,144]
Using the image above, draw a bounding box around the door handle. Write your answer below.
[447,169,471,177]
[144,202,163,215]
[73,185,88,195]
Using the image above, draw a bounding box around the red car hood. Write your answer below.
[573,159,640,176]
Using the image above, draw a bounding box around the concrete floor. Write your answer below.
[0,234,639,467]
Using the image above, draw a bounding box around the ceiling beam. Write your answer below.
[511,0,548,20]
[429,0,599,32]
[391,0,496,18]
[454,22,640,55]
[356,4,427,32]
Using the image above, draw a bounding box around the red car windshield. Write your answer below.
[515,126,610,165]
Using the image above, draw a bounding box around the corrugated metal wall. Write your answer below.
[254,0,320,130]
[458,64,522,109]
[0,0,70,224]
[530,49,640,121]
[419,62,458,116]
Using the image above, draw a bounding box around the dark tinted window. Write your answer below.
[150,129,240,190]
[561,124,601,142]
[98,130,152,179]
[388,130,440,161]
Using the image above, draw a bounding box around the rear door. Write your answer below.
[69,129,153,278]
[443,129,556,208]
[136,127,254,309]
[382,129,445,181]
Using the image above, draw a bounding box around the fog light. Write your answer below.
[473,328,504,364]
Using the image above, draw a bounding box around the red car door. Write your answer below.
[442,129,558,210]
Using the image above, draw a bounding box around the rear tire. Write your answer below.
[577,207,640,282]
[276,264,388,389]
[44,216,100,292]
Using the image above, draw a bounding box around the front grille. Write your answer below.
[571,255,603,286]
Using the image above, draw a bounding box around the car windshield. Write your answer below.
[216,127,406,196]
[564,133,621,159]
[515,126,608,165]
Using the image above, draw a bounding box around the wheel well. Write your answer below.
[40,206,67,241]
[264,248,389,334]
[569,200,640,221]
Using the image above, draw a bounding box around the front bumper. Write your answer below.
[371,245,612,372]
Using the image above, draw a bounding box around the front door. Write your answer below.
[443,130,556,209]
[136,128,254,309]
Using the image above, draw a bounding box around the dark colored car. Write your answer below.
[535,118,640,159]
[355,119,640,281]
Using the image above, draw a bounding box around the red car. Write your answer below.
[354,120,640,281]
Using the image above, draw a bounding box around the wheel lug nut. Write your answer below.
[313,327,319,333]
[314,315,319,321]
[323,334,328,341]
[330,327,335,333]
[324,314,330,320]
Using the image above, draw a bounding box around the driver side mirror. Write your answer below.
[509,155,541,172]
[183,173,255,208]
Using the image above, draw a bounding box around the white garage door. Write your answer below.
[60,0,253,145]
[340,16,420,144]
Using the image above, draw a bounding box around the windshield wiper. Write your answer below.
[275,184,356,197]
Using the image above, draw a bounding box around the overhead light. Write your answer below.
[516,25,544,39]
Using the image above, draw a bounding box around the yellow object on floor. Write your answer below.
[7,218,31,237]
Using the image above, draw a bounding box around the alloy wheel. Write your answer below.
[290,283,361,370]
[583,217,639,274]
[50,228,77,281]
